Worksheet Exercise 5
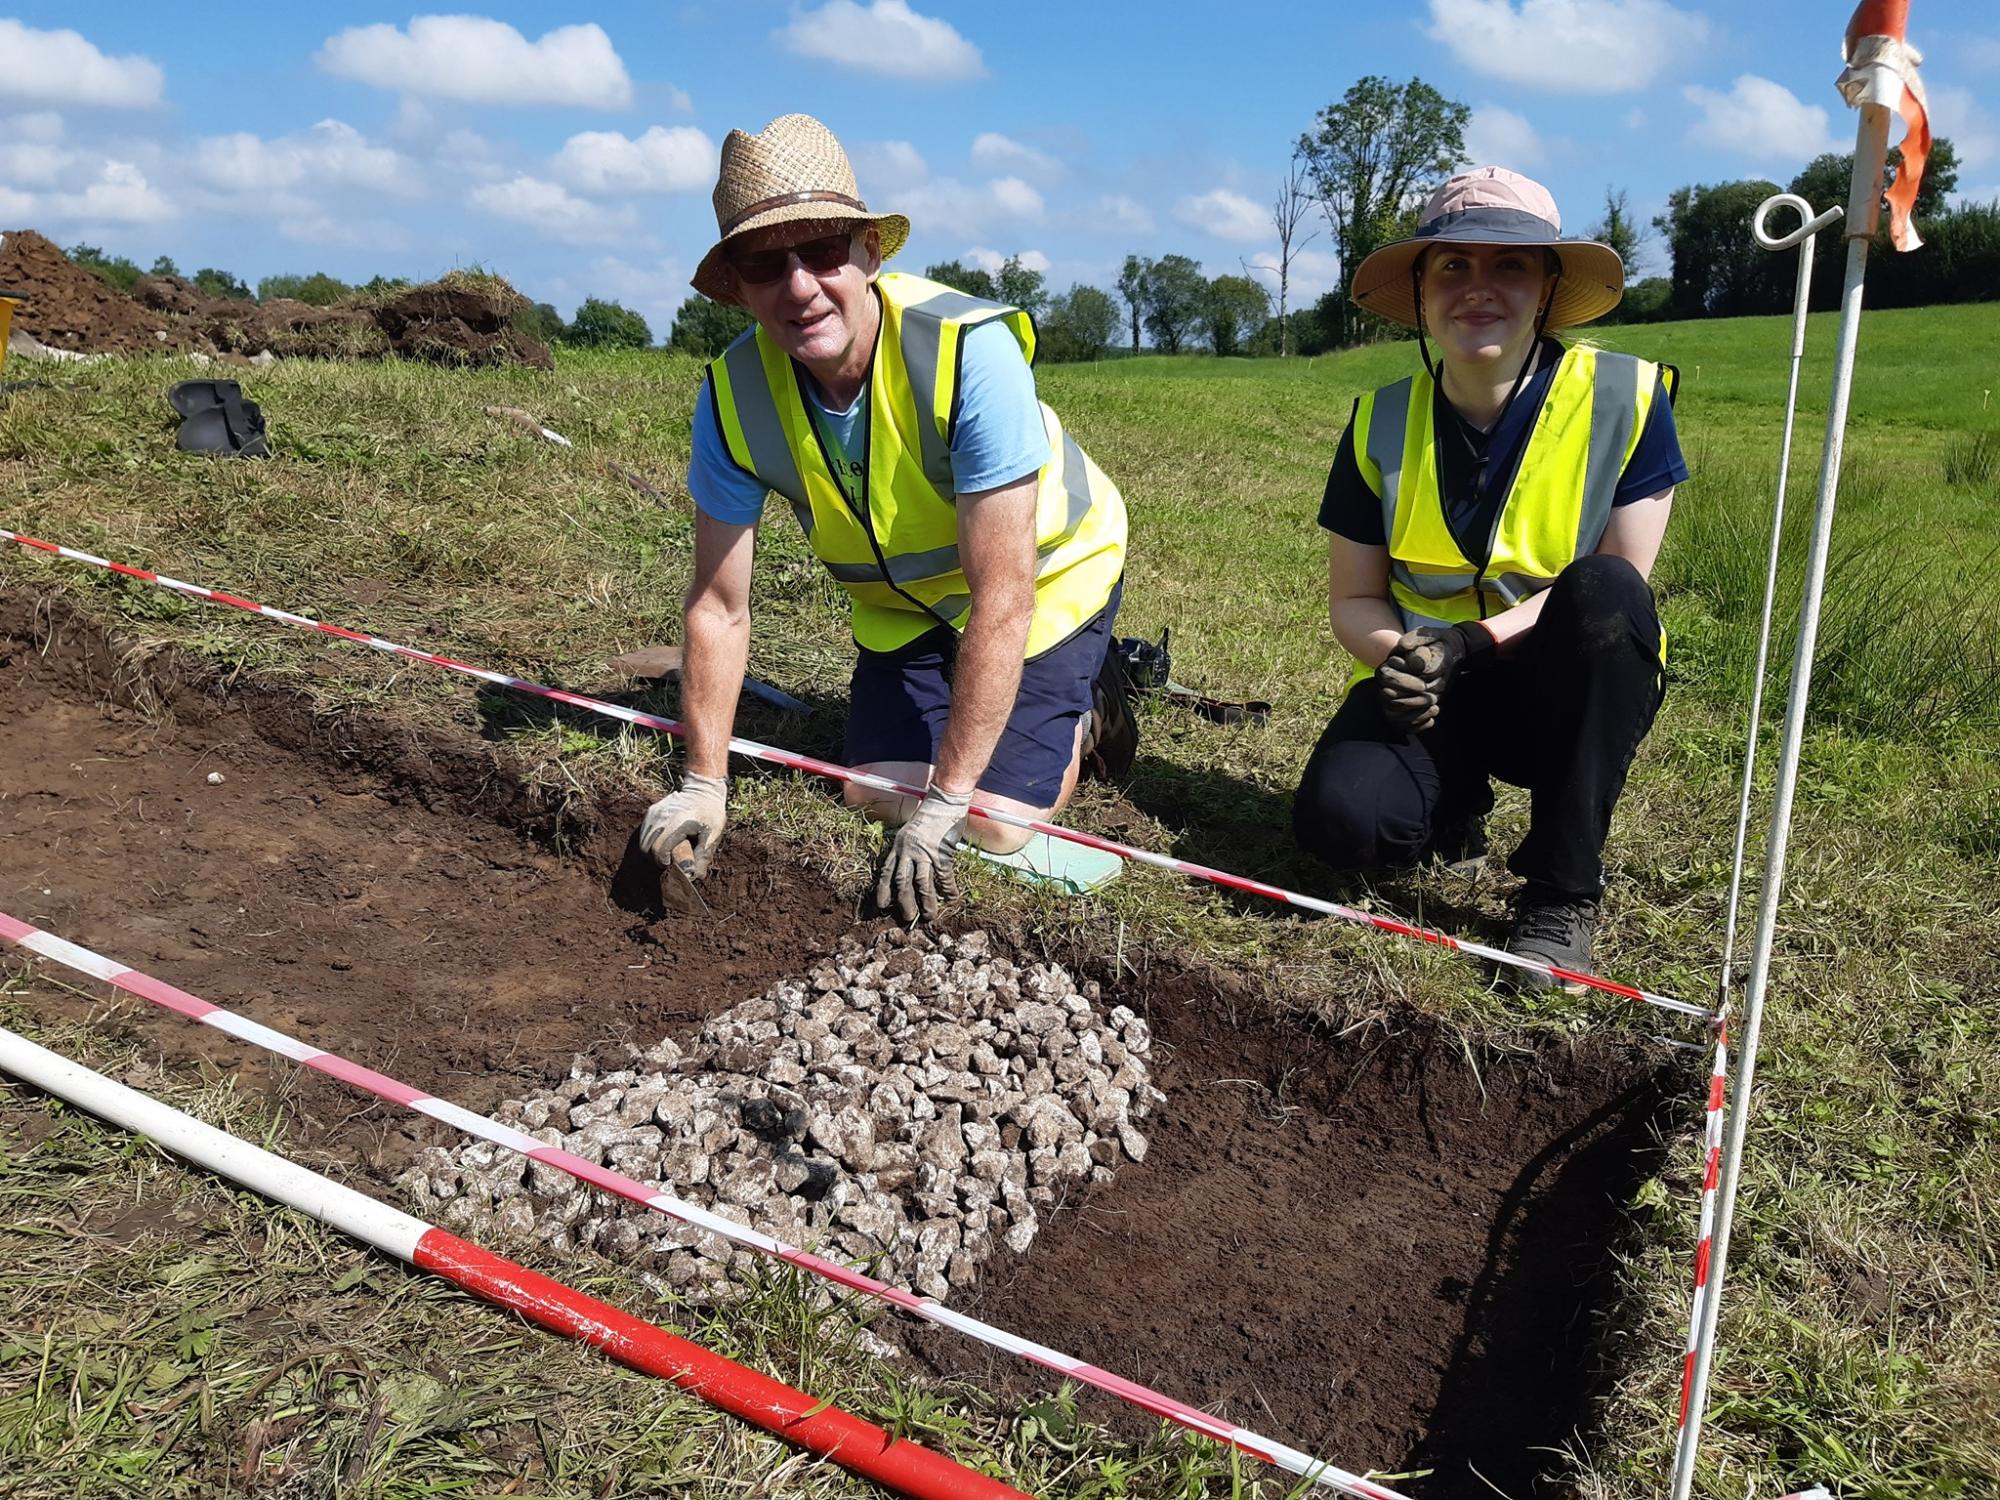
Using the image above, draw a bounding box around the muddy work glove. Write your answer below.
[875,785,972,924]
[1376,622,1495,734]
[639,772,729,879]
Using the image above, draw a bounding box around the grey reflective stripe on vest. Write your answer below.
[899,287,1014,494]
[1366,377,1414,546]
[1044,433,1093,554]
[821,540,962,586]
[720,333,806,506]
[1579,352,1644,555]
[1394,565,1479,600]
[814,432,1088,590]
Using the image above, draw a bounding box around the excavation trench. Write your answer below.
[0,594,1675,1498]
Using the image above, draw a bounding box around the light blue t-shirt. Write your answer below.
[688,320,1049,525]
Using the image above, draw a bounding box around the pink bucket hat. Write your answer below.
[1349,166,1626,329]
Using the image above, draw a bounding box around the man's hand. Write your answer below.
[875,785,972,924]
[1375,621,1494,733]
[639,773,729,878]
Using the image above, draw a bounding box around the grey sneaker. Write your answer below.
[1504,885,1598,993]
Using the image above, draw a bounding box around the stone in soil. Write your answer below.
[403,926,1160,1304]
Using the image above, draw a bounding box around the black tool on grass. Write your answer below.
[167,379,271,458]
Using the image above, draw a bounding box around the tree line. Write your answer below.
[66,87,1995,370]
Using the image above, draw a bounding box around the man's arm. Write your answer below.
[931,473,1039,797]
[681,509,758,778]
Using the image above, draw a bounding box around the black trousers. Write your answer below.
[1292,554,1665,901]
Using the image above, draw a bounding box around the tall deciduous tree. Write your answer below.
[1140,254,1207,354]
[1653,179,1788,318]
[995,255,1048,315]
[1040,284,1119,362]
[1297,75,1469,347]
[668,295,751,357]
[1242,154,1321,356]
[1203,274,1272,356]
[1588,188,1643,278]
[1117,255,1151,352]
[566,296,653,349]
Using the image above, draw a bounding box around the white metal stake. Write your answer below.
[1669,102,1893,1500]
[1717,194,1844,1012]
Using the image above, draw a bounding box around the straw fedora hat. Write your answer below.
[691,114,909,305]
[1350,166,1625,330]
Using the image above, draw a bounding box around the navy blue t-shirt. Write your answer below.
[1319,339,1688,559]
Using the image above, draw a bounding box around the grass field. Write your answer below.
[1,297,1996,1499]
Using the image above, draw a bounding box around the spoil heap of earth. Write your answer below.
[0,233,551,366]
[0,230,178,355]
[405,926,1159,1302]
[373,271,554,369]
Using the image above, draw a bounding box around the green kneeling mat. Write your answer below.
[972,832,1123,893]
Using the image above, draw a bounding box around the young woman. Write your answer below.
[1294,167,1686,988]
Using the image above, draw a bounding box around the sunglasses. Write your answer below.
[727,232,854,286]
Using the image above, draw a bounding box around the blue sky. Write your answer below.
[2,2,1994,333]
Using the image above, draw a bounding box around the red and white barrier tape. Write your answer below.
[1676,1024,1730,1439]
[0,1023,1029,1500]
[0,527,1708,1020]
[0,909,1408,1500]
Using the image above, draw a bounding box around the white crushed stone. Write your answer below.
[400,926,1160,1303]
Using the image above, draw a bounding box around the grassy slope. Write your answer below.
[0,301,1995,1498]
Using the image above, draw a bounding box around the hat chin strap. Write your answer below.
[1411,265,1561,432]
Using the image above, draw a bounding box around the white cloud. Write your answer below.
[970,132,1060,179]
[1095,194,1155,234]
[777,1,985,81]
[316,17,632,108]
[856,139,929,190]
[280,215,412,253]
[196,120,420,197]
[555,126,714,194]
[988,177,1044,220]
[4,110,64,143]
[965,246,1049,274]
[0,185,36,218]
[48,160,173,223]
[575,254,689,329]
[469,175,641,246]
[1465,104,1546,167]
[1175,187,1268,242]
[1684,75,1842,164]
[896,174,1044,239]
[0,21,164,108]
[664,84,694,113]
[1425,0,1707,93]
[0,139,72,188]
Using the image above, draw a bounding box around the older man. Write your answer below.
[639,114,1129,922]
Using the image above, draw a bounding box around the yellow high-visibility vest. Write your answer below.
[1347,345,1672,686]
[705,271,1126,657]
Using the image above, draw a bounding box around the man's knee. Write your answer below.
[963,816,1034,856]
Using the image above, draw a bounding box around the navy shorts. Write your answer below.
[844,580,1122,807]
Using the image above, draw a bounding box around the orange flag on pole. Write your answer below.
[1840,0,1932,251]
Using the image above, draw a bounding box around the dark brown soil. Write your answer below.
[0,593,1677,1498]
[0,229,179,355]
[0,234,547,365]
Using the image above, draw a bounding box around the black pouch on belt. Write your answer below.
[167,379,271,458]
